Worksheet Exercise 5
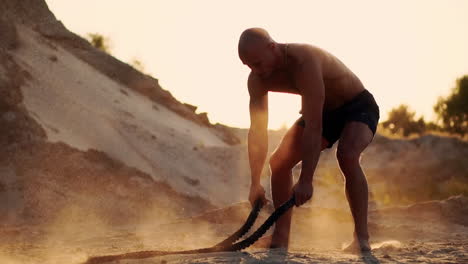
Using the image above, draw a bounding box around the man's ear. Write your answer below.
[267,42,275,49]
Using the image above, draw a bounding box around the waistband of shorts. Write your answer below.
[324,89,372,114]
[350,89,372,103]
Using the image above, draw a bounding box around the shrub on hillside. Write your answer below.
[434,75,468,137]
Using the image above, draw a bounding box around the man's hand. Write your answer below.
[248,184,268,207]
[292,180,314,206]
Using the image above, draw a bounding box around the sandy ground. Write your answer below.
[1,196,467,264]
[2,238,467,264]
[0,221,466,264]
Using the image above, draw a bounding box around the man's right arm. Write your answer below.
[247,74,268,188]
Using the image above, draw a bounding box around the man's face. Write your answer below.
[240,43,277,78]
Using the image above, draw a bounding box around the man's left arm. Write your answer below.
[294,57,325,206]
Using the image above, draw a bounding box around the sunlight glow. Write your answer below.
[45,0,468,129]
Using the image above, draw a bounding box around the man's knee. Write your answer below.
[336,145,361,169]
[269,152,283,174]
[269,151,294,175]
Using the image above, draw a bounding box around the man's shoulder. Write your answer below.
[247,72,262,87]
[290,43,327,64]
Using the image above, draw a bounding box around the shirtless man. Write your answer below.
[238,28,380,252]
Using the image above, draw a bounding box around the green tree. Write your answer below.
[434,75,468,137]
[86,33,112,53]
[382,104,426,137]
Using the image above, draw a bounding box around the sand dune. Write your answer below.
[13,25,237,206]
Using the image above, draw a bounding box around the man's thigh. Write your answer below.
[337,121,374,155]
[272,120,328,169]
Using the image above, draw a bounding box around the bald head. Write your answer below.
[238,28,274,58]
[238,28,283,78]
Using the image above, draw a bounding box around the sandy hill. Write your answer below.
[0,0,250,228]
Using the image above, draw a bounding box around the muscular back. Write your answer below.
[249,43,365,113]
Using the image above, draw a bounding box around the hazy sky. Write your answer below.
[45,0,468,129]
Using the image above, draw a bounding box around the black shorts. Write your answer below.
[296,89,380,148]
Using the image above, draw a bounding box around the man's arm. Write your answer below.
[295,57,325,185]
[247,74,268,188]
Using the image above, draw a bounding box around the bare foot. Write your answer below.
[251,235,272,249]
[270,235,289,250]
[343,238,371,253]
[269,242,288,250]
[250,234,289,250]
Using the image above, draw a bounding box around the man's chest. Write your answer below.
[260,71,356,111]
[263,70,300,95]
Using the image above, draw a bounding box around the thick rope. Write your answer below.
[84,196,295,264]
[213,198,264,248]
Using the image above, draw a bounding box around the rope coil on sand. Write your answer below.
[84,196,295,264]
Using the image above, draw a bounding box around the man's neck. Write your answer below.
[275,43,290,71]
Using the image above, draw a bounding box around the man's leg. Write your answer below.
[336,121,374,252]
[268,123,329,249]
